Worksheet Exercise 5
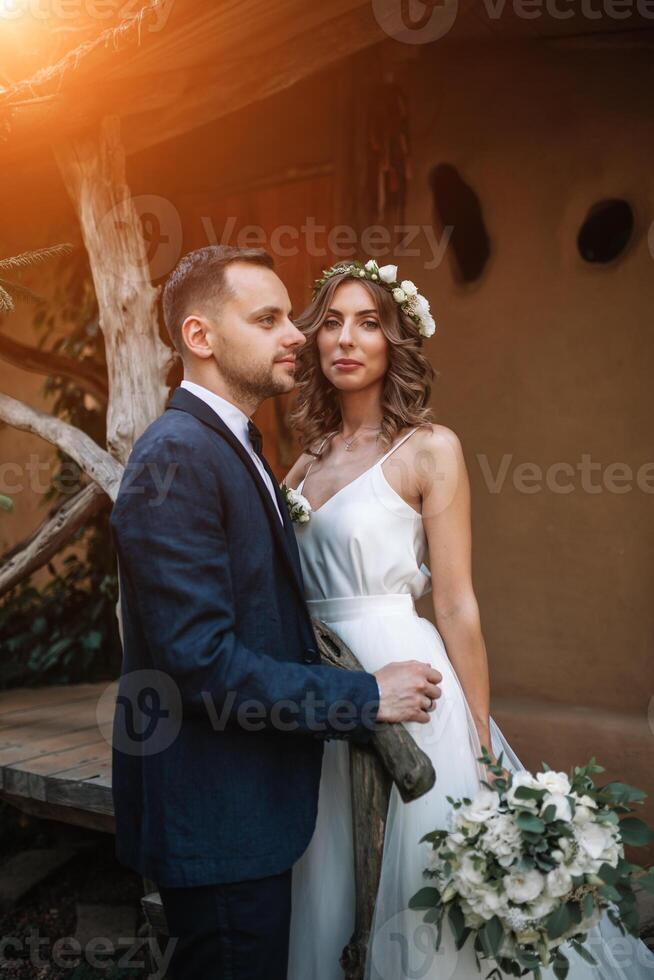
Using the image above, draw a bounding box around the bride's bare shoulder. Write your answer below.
[411,423,466,466]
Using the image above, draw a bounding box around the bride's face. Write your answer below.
[316,280,390,392]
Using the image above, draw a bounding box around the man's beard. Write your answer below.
[216,351,291,404]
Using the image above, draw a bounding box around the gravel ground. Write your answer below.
[0,804,148,979]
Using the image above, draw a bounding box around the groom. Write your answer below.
[110,244,442,980]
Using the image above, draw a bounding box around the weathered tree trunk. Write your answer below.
[54,115,173,465]
[0,116,174,592]
[312,618,436,980]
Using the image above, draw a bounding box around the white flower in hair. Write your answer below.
[312,259,437,338]
[414,294,431,316]
[421,314,437,338]
[378,264,398,283]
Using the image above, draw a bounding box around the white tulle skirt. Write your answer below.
[286,594,654,980]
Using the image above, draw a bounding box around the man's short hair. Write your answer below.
[161,245,275,356]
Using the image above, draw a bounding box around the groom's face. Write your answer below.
[203,262,305,398]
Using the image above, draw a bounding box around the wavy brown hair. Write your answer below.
[289,271,438,457]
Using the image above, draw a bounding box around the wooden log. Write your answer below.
[54,116,173,465]
[0,328,108,403]
[312,618,436,802]
[0,483,108,598]
[312,617,436,980]
[0,393,123,498]
[341,743,392,980]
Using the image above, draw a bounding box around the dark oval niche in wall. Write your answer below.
[429,164,490,284]
[577,199,634,264]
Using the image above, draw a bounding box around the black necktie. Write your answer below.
[248,419,264,458]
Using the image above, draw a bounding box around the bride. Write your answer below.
[282,260,654,980]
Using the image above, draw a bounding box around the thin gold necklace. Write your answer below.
[341,424,382,452]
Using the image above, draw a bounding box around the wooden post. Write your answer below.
[312,618,436,979]
[54,115,173,465]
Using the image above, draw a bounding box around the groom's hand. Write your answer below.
[373,661,442,724]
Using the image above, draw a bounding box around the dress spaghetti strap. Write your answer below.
[376,426,421,467]
[299,434,332,491]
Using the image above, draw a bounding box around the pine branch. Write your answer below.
[0,277,45,305]
[0,243,73,273]
[0,284,14,314]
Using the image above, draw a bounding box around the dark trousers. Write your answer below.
[159,867,292,980]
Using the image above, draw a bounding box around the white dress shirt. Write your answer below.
[180,379,284,524]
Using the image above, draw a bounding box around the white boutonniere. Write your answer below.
[281,483,312,524]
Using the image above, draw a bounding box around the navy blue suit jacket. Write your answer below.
[109,387,380,886]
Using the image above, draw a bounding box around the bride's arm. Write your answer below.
[417,424,494,759]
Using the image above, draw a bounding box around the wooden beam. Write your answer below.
[2,4,385,161]
[54,116,173,464]
[0,790,115,834]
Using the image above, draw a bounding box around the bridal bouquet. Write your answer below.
[410,750,654,979]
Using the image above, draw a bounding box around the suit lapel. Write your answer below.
[166,387,305,599]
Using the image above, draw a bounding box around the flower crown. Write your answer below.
[312,259,436,338]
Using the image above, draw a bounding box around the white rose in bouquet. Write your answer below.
[545,866,573,899]
[465,787,501,823]
[536,770,571,795]
[542,792,573,823]
[504,869,545,904]
[506,770,541,810]
[484,813,522,868]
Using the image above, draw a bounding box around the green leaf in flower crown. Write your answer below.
[409,887,440,910]
[619,817,654,847]
[0,494,14,512]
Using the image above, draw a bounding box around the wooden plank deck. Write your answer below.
[0,680,117,833]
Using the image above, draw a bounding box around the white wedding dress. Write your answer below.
[286,427,654,980]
